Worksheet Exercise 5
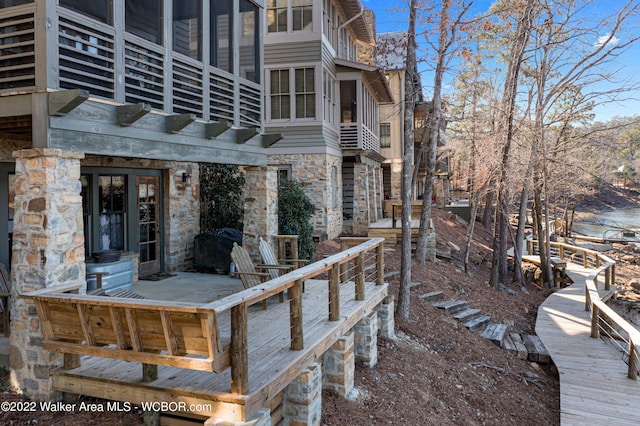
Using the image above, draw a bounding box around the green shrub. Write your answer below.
[278,179,316,260]
[200,163,245,232]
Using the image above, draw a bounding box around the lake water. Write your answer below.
[572,208,640,240]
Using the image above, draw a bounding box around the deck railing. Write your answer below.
[201,237,385,394]
[527,240,640,378]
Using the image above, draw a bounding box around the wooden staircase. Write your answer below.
[421,291,550,363]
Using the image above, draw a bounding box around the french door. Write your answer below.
[137,176,160,276]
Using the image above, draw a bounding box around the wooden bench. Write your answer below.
[521,255,568,287]
[26,284,230,374]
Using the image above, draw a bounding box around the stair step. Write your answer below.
[502,333,529,359]
[420,291,444,302]
[522,334,550,363]
[453,308,482,323]
[464,315,491,332]
[482,323,508,346]
[433,300,468,314]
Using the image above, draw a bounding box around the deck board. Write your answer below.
[52,279,387,421]
[535,262,640,425]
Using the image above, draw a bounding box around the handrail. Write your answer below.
[527,240,640,378]
[202,237,386,393]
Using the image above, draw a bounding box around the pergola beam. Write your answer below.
[48,89,90,116]
[116,104,151,127]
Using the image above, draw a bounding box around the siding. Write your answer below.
[266,123,340,151]
[264,40,322,64]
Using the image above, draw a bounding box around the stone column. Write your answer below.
[323,332,354,397]
[205,409,271,426]
[354,310,378,368]
[390,161,402,200]
[10,148,85,400]
[242,167,278,261]
[283,362,322,426]
[351,162,370,235]
[376,296,396,339]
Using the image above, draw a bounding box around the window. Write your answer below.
[126,0,162,44]
[267,0,287,33]
[0,0,32,7]
[323,70,336,125]
[239,0,260,83]
[295,68,315,119]
[268,0,312,33]
[292,0,312,31]
[60,0,111,24]
[98,175,126,251]
[380,123,391,148]
[270,69,290,119]
[173,0,201,60]
[211,0,232,73]
[270,67,316,120]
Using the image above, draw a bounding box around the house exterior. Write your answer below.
[263,0,393,238]
[0,0,280,400]
[376,32,432,205]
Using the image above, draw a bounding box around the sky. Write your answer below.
[362,0,640,122]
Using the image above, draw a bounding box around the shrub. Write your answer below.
[200,163,245,232]
[278,179,316,260]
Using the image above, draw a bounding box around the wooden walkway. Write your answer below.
[535,262,640,425]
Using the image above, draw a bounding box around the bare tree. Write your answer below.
[396,0,419,321]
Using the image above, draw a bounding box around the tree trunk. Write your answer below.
[396,0,418,321]
[488,0,535,289]
[415,0,452,264]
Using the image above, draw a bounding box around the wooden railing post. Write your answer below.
[355,253,365,301]
[526,240,531,255]
[376,242,384,286]
[611,264,616,287]
[230,303,248,394]
[629,341,639,380]
[329,264,340,321]
[585,287,591,312]
[559,245,564,260]
[583,252,588,268]
[590,303,600,338]
[340,239,348,283]
[290,279,304,350]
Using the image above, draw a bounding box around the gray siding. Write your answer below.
[264,40,322,65]
[266,124,340,151]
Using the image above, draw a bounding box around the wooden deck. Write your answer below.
[535,262,640,425]
[367,218,422,244]
[50,279,387,422]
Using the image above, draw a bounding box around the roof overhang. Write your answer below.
[335,59,394,104]
[338,2,373,44]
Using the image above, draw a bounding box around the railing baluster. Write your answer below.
[628,341,638,380]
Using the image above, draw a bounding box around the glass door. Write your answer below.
[137,176,160,276]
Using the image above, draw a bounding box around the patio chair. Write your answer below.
[259,237,310,293]
[230,242,285,309]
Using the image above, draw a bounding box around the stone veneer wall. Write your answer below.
[268,154,342,240]
[389,161,402,200]
[165,163,200,272]
[242,166,278,260]
[10,149,85,400]
[351,162,370,235]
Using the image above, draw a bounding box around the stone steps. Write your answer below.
[433,300,468,315]
[426,296,551,363]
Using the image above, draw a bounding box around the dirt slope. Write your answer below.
[319,209,560,425]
